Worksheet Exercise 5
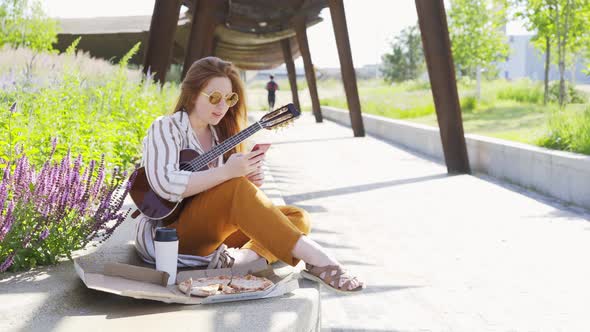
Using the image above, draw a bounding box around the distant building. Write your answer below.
[498,35,590,83]
[253,65,306,82]
[258,34,590,85]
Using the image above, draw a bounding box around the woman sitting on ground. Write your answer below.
[134,56,364,293]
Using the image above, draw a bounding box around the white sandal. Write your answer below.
[207,244,235,269]
[300,263,365,293]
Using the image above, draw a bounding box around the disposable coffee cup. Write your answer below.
[154,227,179,285]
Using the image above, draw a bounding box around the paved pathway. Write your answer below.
[253,111,590,332]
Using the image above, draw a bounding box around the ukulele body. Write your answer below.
[129,149,208,225]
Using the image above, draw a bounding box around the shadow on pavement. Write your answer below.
[283,174,449,204]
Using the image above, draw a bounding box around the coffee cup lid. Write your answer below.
[154,227,178,242]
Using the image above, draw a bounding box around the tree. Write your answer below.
[0,0,58,52]
[552,0,590,107]
[448,0,510,98]
[517,0,555,104]
[381,24,424,83]
[381,45,406,82]
[517,0,590,106]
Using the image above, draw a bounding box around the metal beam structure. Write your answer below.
[143,0,183,83]
[281,39,301,113]
[293,15,322,123]
[415,0,470,174]
[328,0,364,137]
[182,0,223,79]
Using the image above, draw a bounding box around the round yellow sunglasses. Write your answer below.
[201,91,239,107]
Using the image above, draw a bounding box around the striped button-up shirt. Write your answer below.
[140,109,224,203]
[134,110,224,267]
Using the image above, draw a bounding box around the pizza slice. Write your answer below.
[226,275,274,293]
[177,274,274,297]
[178,275,231,297]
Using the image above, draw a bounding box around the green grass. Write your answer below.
[411,101,551,144]
[537,107,590,154]
[246,78,590,155]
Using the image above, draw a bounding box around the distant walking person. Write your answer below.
[265,75,279,111]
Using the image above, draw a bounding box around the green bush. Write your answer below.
[0,42,178,172]
[537,107,590,155]
[0,0,58,52]
[496,81,543,104]
[460,96,478,113]
[548,81,587,104]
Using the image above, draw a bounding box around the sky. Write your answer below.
[41,0,531,68]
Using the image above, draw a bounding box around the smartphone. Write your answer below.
[250,143,271,158]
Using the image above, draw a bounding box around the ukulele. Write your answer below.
[128,103,300,225]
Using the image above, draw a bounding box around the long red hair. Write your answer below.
[173,56,247,161]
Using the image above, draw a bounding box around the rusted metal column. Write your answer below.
[281,39,301,113]
[182,0,220,79]
[143,0,183,84]
[328,0,364,137]
[415,0,470,174]
[293,16,323,122]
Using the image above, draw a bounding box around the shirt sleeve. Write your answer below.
[143,116,192,202]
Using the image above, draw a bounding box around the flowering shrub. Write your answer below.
[0,138,136,272]
[0,39,177,273]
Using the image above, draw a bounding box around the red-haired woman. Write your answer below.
[134,57,364,293]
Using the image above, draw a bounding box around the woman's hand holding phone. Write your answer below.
[224,151,265,179]
[246,143,271,187]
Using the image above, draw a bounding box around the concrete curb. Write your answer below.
[321,106,590,210]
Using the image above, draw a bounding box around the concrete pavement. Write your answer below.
[252,110,590,332]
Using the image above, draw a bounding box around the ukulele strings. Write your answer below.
[184,122,263,171]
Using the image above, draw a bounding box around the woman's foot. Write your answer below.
[226,248,264,266]
[292,235,339,266]
[301,263,365,293]
[292,235,365,292]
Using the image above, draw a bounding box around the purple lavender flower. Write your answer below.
[11,155,31,201]
[1,137,137,271]
[0,178,8,214]
[49,137,58,158]
[40,228,50,241]
[90,155,105,199]
[14,143,23,155]
[2,163,10,182]
[0,253,15,272]
[0,201,15,242]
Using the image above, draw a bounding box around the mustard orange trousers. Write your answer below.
[169,177,311,266]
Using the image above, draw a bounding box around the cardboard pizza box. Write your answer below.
[73,254,299,305]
